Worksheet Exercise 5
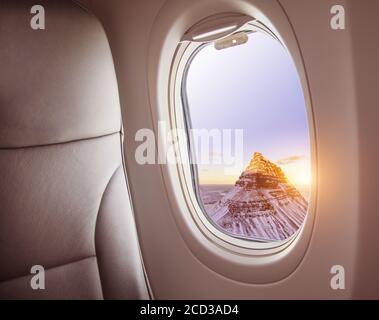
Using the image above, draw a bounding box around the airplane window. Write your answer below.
[182,31,311,242]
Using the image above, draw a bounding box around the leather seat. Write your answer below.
[0,0,149,300]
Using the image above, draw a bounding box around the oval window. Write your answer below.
[182,28,312,243]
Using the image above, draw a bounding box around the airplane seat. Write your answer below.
[0,0,149,299]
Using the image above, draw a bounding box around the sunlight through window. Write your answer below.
[182,31,311,242]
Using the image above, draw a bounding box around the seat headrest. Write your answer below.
[0,0,121,148]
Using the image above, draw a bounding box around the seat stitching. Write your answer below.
[0,255,96,285]
[0,131,121,150]
[93,164,122,300]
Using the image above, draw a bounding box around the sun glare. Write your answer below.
[280,160,312,186]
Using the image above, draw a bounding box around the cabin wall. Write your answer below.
[78,0,378,299]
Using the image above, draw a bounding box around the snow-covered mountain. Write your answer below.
[207,152,308,242]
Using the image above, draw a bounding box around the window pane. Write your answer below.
[183,32,311,242]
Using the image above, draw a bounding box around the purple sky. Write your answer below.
[185,32,311,185]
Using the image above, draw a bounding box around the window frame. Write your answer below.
[169,19,314,252]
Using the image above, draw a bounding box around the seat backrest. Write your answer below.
[0,0,149,300]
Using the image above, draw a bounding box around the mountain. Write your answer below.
[207,152,308,242]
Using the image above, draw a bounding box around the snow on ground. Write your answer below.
[200,183,308,242]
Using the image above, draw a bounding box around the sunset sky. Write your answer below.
[185,32,311,187]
